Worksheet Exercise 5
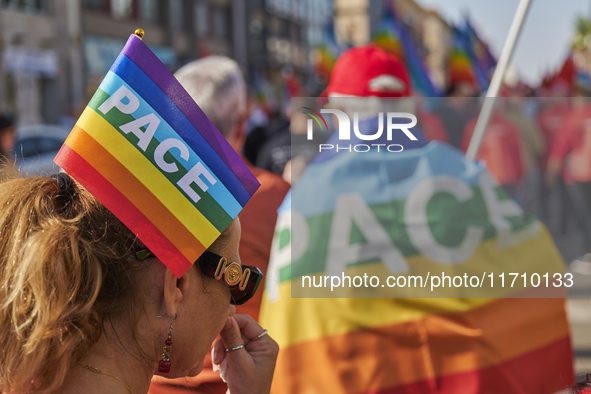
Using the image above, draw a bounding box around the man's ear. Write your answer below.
[236,120,246,145]
[228,119,247,153]
[163,269,183,318]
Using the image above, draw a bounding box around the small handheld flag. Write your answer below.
[372,6,440,97]
[449,26,489,92]
[54,30,260,278]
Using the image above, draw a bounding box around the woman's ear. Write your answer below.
[163,269,183,318]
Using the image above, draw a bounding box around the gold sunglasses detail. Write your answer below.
[214,257,252,291]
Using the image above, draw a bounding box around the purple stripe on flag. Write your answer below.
[120,34,259,196]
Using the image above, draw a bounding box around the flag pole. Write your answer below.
[466,0,532,159]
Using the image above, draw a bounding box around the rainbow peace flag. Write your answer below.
[373,30,404,61]
[314,22,342,81]
[260,140,573,393]
[449,26,489,92]
[54,33,260,278]
[372,7,440,97]
[463,18,497,80]
[314,44,338,81]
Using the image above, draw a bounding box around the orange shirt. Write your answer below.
[149,159,290,394]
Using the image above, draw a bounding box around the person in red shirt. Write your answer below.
[149,56,290,394]
[547,97,591,185]
[539,99,571,172]
[461,111,525,201]
[418,108,449,143]
[546,96,591,261]
[537,98,571,233]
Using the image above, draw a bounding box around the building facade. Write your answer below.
[0,0,331,126]
[0,0,62,124]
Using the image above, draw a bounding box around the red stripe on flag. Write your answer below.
[55,144,193,277]
[361,336,573,394]
[64,125,205,263]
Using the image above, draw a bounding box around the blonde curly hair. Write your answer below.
[0,171,148,393]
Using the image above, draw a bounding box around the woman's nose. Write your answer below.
[228,304,236,317]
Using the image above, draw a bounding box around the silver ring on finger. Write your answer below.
[249,329,268,341]
[225,344,245,352]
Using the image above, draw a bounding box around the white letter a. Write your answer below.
[326,193,408,276]
[120,113,160,151]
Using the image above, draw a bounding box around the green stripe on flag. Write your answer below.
[278,189,538,283]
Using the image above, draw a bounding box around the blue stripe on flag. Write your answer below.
[110,53,251,207]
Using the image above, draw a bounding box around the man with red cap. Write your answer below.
[324,45,448,144]
[319,44,428,154]
[256,44,427,182]
[322,44,413,98]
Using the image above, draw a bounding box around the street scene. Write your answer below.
[1,0,591,393]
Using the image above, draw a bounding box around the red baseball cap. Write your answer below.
[321,44,412,98]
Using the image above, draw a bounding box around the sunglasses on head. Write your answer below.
[135,249,263,305]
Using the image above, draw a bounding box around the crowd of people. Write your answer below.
[0,38,589,394]
[244,75,591,269]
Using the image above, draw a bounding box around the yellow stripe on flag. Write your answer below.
[262,283,493,347]
[261,227,564,347]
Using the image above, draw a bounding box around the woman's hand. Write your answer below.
[212,314,278,394]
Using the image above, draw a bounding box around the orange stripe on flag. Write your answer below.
[64,126,206,263]
[56,144,193,277]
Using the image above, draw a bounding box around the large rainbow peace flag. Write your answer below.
[260,138,573,393]
[54,32,260,278]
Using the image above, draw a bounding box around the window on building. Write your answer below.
[4,0,49,13]
[170,0,191,30]
[41,77,59,124]
[4,74,16,117]
[182,0,192,31]
[111,0,133,20]
[296,24,304,45]
[170,0,182,28]
[194,1,208,38]
[297,0,307,21]
[140,0,159,23]
[82,0,106,11]
[213,6,228,40]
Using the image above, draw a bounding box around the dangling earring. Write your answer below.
[157,313,177,373]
